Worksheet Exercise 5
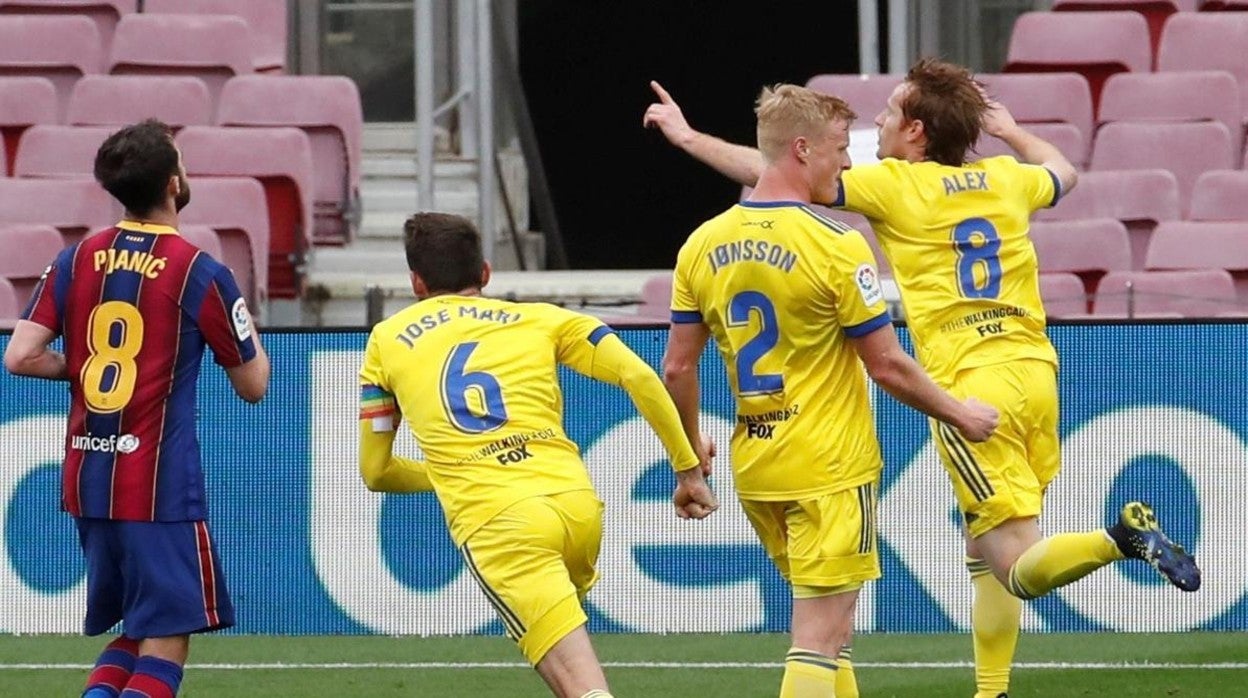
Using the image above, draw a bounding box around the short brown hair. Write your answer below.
[94,119,179,216]
[755,84,856,162]
[403,212,484,293]
[901,58,987,166]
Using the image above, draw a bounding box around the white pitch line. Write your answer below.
[2,661,1246,671]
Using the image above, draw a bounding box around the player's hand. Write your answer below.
[697,431,716,477]
[673,467,719,520]
[643,80,696,148]
[956,397,999,442]
[977,84,1018,140]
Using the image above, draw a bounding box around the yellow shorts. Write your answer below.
[739,482,880,592]
[933,359,1061,538]
[459,490,603,665]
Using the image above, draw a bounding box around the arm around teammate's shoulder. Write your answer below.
[848,321,999,442]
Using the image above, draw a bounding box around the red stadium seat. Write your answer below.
[13,125,113,179]
[108,14,253,103]
[1030,219,1132,296]
[1089,122,1234,218]
[0,0,135,47]
[178,176,270,313]
[974,123,1087,169]
[68,76,213,129]
[1004,12,1151,113]
[1157,13,1248,129]
[1051,1,1188,56]
[1034,169,1179,268]
[1098,71,1243,154]
[0,223,64,307]
[978,73,1095,151]
[179,223,223,259]
[0,179,120,244]
[1190,170,1248,221]
[144,0,287,73]
[0,77,57,176]
[1201,0,1248,8]
[0,275,17,325]
[0,16,104,119]
[217,76,363,245]
[175,126,313,300]
[804,73,902,123]
[1039,272,1091,317]
[1094,269,1237,316]
[1144,221,1248,298]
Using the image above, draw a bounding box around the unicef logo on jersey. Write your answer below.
[70,433,140,454]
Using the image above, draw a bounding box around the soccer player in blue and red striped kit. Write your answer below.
[4,119,270,697]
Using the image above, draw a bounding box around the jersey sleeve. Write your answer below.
[555,309,699,471]
[833,160,904,221]
[22,246,75,333]
[1014,160,1062,210]
[197,265,259,368]
[670,236,703,324]
[358,331,399,433]
[827,231,892,338]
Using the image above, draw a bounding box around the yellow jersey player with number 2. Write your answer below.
[645,58,1200,698]
[357,212,717,698]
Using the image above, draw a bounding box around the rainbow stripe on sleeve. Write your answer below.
[360,385,398,431]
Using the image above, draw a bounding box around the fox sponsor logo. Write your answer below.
[70,433,140,454]
[746,422,775,439]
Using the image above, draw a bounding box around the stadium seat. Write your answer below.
[1003,11,1151,113]
[175,126,313,300]
[804,73,902,122]
[179,223,223,260]
[974,123,1087,169]
[178,176,270,313]
[0,223,64,306]
[0,179,120,244]
[1030,219,1132,296]
[0,77,57,176]
[1089,122,1234,218]
[13,125,113,179]
[1050,1,1190,57]
[1201,0,1248,8]
[217,76,363,245]
[1098,71,1243,154]
[0,16,104,119]
[144,0,287,73]
[1144,221,1248,299]
[68,76,213,129]
[978,72,1095,160]
[107,14,253,103]
[0,275,18,327]
[1033,169,1179,268]
[1190,170,1248,221]
[1039,271,1091,317]
[1157,13,1248,128]
[1094,269,1237,316]
[0,0,135,48]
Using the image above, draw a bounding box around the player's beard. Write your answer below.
[175,174,191,212]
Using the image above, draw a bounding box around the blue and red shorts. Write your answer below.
[75,518,235,638]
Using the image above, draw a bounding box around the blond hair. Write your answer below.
[755,84,856,162]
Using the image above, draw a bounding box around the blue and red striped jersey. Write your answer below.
[23,221,257,522]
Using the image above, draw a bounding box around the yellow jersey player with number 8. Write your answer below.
[357,212,717,698]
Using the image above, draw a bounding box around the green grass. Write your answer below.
[1,632,1244,696]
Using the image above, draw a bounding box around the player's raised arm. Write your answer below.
[980,89,1078,197]
[644,80,766,188]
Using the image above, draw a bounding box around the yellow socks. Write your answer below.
[1007,531,1125,599]
[834,645,857,698]
[780,647,838,697]
[968,558,1019,698]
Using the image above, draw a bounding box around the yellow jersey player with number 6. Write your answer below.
[357,212,716,698]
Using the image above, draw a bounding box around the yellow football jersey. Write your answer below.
[672,201,891,501]
[360,295,697,545]
[836,156,1060,386]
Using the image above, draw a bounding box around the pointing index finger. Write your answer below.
[650,80,673,104]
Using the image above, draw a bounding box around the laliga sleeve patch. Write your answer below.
[232,297,253,341]
[855,263,883,306]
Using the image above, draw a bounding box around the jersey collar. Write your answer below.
[117,220,179,236]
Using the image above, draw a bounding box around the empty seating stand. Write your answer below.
[1051,1,1190,57]
[14,125,114,178]
[1190,170,1248,221]
[217,76,363,245]
[108,14,253,103]
[0,77,55,175]
[68,75,213,129]
[1095,269,1237,316]
[0,15,104,119]
[1039,272,1091,317]
[1090,121,1234,218]
[0,179,120,244]
[0,223,65,307]
[1098,71,1244,154]
[1158,13,1248,129]
[0,0,135,47]
[1030,218,1132,297]
[144,0,287,73]
[1144,221,1248,299]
